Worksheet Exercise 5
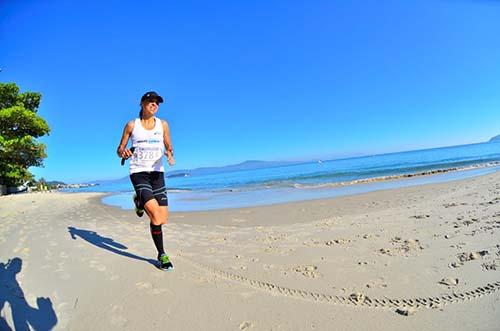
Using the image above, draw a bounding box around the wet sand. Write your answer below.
[0,171,499,330]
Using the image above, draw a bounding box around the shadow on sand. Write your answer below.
[67,227,157,267]
[0,257,58,331]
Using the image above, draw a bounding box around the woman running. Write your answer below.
[117,91,175,270]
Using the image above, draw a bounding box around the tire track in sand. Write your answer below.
[181,256,500,310]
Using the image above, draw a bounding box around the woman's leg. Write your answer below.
[144,199,168,225]
[145,201,173,269]
[144,199,167,256]
[131,172,171,270]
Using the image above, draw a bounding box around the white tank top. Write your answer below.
[129,117,165,174]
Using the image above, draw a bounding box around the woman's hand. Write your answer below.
[118,148,134,159]
[166,151,176,166]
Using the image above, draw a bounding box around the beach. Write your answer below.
[1,171,499,330]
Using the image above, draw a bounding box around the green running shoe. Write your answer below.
[158,253,174,271]
[133,194,144,217]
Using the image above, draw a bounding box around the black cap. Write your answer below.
[141,91,164,103]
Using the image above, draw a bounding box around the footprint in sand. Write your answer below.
[439,277,459,286]
[239,321,252,330]
[481,261,500,271]
[136,281,153,290]
[448,262,463,269]
[293,265,321,278]
[365,280,388,289]
[326,239,351,246]
[458,250,489,262]
[396,307,417,316]
[379,248,392,255]
[410,214,430,219]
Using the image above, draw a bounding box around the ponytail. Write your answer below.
[139,100,144,119]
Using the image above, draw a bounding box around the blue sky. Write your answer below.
[1,0,499,183]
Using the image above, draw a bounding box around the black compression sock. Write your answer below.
[150,223,165,256]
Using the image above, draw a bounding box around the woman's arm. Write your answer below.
[116,121,134,158]
[162,120,175,166]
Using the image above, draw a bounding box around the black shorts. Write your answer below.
[130,171,168,207]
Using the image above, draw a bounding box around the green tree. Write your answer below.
[0,83,50,186]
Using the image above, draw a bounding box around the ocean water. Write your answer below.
[86,141,500,212]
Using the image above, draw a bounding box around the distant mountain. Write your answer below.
[94,160,301,185]
[489,135,500,142]
[168,160,299,177]
[49,160,305,185]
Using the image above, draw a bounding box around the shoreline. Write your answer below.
[290,160,500,189]
[99,162,500,213]
[19,166,500,227]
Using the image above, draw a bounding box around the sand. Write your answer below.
[0,171,499,330]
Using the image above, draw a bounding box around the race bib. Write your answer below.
[132,147,162,166]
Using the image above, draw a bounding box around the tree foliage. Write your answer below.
[0,83,50,186]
